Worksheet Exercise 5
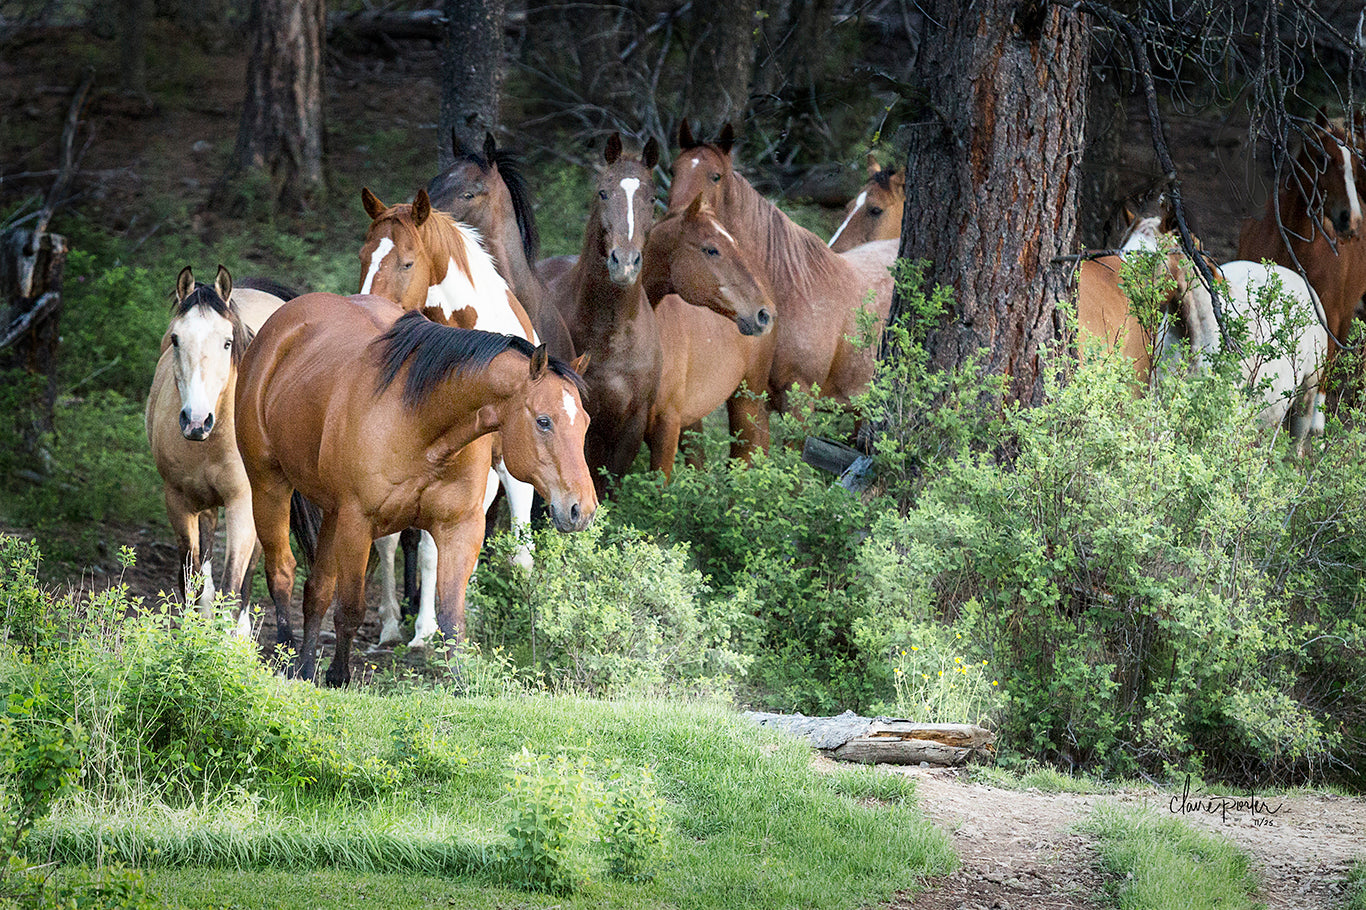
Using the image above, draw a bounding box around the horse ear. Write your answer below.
[716,123,735,155]
[529,343,549,380]
[362,186,386,220]
[412,189,431,227]
[214,264,233,304]
[642,136,659,170]
[571,352,590,376]
[1121,201,1137,227]
[678,119,697,150]
[176,266,194,303]
[1158,194,1177,233]
[866,152,882,177]
[483,132,497,165]
[604,132,623,165]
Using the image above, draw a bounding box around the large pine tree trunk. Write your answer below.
[440,0,506,169]
[230,0,325,214]
[898,0,1091,407]
[685,0,758,134]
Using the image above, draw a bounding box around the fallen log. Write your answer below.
[746,710,994,766]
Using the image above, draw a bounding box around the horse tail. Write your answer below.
[289,491,323,569]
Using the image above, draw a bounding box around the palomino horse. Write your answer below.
[145,266,293,637]
[642,193,778,470]
[425,131,576,361]
[1238,116,1366,364]
[828,153,905,253]
[235,294,595,686]
[545,133,662,494]
[667,121,896,448]
[358,186,544,647]
[1127,215,1328,446]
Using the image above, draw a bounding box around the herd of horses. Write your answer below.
[144,116,1366,685]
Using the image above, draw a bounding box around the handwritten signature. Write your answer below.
[1168,775,1284,825]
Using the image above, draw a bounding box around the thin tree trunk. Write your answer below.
[117,0,149,96]
[686,0,758,134]
[441,0,506,170]
[228,0,326,214]
[897,0,1091,407]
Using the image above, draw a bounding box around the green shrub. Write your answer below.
[58,250,167,401]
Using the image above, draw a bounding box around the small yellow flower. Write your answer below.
[911,645,919,651]
[954,656,962,664]
[992,680,999,686]
[900,649,907,656]
[938,670,944,677]
[894,667,903,676]
[956,632,962,639]
[921,673,929,680]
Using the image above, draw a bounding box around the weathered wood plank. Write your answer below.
[746,711,994,766]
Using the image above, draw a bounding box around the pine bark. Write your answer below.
[440,0,506,170]
[230,0,326,214]
[898,0,1091,407]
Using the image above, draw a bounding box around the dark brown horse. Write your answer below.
[545,133,662,494]
[1238,116,1366,363]
[235,293,594,685]
[425,131,577,361]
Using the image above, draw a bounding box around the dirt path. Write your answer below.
[867,764,1365,909]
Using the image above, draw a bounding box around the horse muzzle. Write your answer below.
[548,497,595,533]
[606,247,643,286]
[735,305,774,337]
[179,408,215,441]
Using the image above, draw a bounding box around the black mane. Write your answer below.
[870,167,898,191]
[170,281,251,365]
[237,275,303,301]
[371,311,584,408]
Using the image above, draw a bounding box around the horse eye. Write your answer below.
[703,246,720,257]
[536,415,552,432]
[710,173,721,183]
[869,206,883,217]
[401,261,414,271]
[170,334,179,347]
[223,339,232,350]
[463,192,475,200]
[598,190,608,200]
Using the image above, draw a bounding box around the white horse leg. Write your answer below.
[222,498,258,639]
[495,459,536,571]
[410,531,440,647]
[373,532,405,647]
[197,557,216,613]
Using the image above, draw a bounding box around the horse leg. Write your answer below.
[430,514,485,645]
[646,413,682,481]
[495,460,535,569]
[410,530,440,647]
[196,508,218,615]
[221,497,258,639]
[400,527,421,619]
[323,509,372,688]
[164,488,200,608]
[372,532,405,647]
[727,391,770,463]
[252,474,297,652]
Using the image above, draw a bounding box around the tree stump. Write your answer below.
[746,710,995,766]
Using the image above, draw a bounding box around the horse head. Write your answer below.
[359,187,441,311]
[592,132,659,286]
[829,153,906,252]
[167,264,245,441]
[496,345,596,532]
[669,121,735,214]
[1301,116,1364,239]
[644,193,776,337]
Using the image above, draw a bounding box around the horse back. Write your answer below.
[1077,256,1151,381]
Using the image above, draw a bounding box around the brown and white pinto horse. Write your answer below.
[667,121,896,448]
[425,131,577,362]
[358,187,550,648]
[146,266,294,637]
[828,153,905,253]
[545,133,661,494]
[235,294,594,685]
[1238,116,1366,364]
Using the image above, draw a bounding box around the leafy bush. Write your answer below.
[58,250,167,401]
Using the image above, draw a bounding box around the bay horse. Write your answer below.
[1238,116,1366,367]
[544,132,662,495]
[642,193,778,470]
[667,121,896,448]
[425,131,577,362]
[358,186,547,648]
[234,293,594,686]
[145,266,292,637]
[828,153,905,253]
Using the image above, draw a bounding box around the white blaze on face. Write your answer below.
[360,236,394,294]
[690,157,700,169]
[1341,143,1362,229]
[828,191,867,248]
[561,389,579,426]
[619,177,641,240]
[174,307,234,422]
[1120,217,1161,255]
[708,216,737,246]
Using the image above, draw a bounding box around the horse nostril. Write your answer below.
[203,413,214,433]
[630,251,642,269]
[756,308,772,327]
[608,250,620,266]
[569,502,581,525]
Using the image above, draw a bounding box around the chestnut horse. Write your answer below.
[358,186,544,648]
[1238,117,1366,364]
[828,153,905,253]
[425,131,576,361]
[642,193,778,470]
[145,266,293,637]
[545,133,662,494]
[235,294,595,685]
[667,121,896,449]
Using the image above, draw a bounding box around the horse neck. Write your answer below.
[473,207,547,317]
[723,172,845,301]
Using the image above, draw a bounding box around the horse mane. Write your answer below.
[870,168,898,191]
[237,275,302,301]
[170,281,251,365]
[413,207,478,288]
[372,311,584,408]
[723,160,844,297]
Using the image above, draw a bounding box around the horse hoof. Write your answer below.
[376,622,406,648]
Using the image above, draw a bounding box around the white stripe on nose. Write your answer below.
[828,191,867,248]
[361,237,394,294]
[1342,144,1362,229]
[620,177,641,240]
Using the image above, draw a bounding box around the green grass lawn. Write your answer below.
[31,692,956,909]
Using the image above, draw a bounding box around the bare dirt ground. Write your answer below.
[864,761,1366,909]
